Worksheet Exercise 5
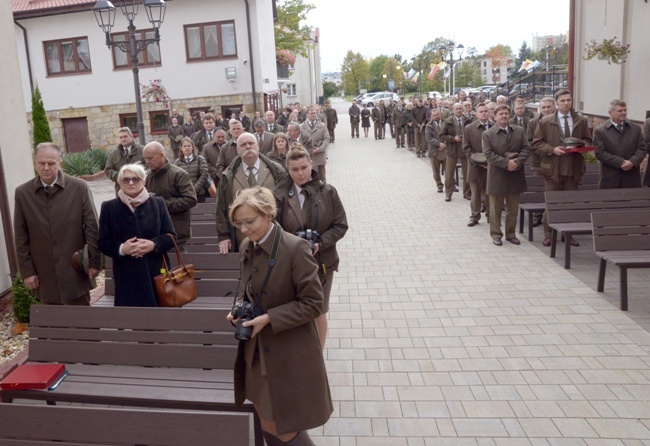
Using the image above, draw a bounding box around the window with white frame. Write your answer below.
[286,84,297,96]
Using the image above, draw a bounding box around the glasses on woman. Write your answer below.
[232,215,259,229]
[121,176,143,184]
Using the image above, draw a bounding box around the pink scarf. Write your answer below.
[118,187,150,213]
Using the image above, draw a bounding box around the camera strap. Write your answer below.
[251,222,283,306]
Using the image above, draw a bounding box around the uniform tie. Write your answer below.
[563,115,571,137]
[208,131,213,140]
[247,168,256,187]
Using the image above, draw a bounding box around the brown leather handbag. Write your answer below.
[154,234,197,307]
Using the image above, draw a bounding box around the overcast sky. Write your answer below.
[305,0,570,73]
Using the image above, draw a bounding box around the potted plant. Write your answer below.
[140,79,170,108]
[584,37,630,65]
[276,49,296,67]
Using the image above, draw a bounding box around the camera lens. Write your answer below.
[234,318,254,341]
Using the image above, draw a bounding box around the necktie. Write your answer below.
[186,157,191,163]
[300,189,309,224]
[563,115,571,137]
[268,124,272,132]
[247,168,256,187]
[519,118,523,125]
[485,122,490,129]
[44,185,53,196]
[616,124,623,133]
[208,131,213,140]
[310,121,315,128]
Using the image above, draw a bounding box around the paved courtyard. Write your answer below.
[81,103,650,445]
[308,102,650,445]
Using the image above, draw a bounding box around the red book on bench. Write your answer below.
[0,364,66,390]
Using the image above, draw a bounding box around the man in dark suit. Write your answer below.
[349,102,360,138]
[532,89,592,247]
[425,109,447,193]
[462,102,492,227]
[167,116,184,160]
[192,113,216,154]
[371,103,385,140]
[509,103,530,134]
[440,103,470,201]
[252,119,275,155]
[593,99,646,189]
[324,102,338,143]
[265,111,284,134]
[483,105,531,246]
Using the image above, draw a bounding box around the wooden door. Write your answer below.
[62,117,90,153]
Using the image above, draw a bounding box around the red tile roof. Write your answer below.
[12,0,96,18]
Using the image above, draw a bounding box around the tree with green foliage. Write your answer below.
[31,84,52,149]
[341,51,369,94]
[368,55,388,91]
[516,41,533,68]
[274,0,315,58]
[455,61,483,88]
[322,81,337,99]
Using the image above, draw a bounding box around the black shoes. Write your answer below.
[437,186,444,193]
[445,197,451,202]
[467,220,478,227]
[493,238,503,246]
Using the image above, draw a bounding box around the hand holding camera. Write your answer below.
[296,229,322,254]
[229,301,266,341]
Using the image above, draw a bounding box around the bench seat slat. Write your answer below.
[29,340,237,369]
[0,404,249,446]
[30,327,237,345]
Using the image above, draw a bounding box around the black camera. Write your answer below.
[295,229,321,253]
[230,302,264,341]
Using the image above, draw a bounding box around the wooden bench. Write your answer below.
[0,403,249,445]
[518,166,599,241]
[592,209,650,311]
[98,252,240,307]
[545,188,650,269]
[0,306,262,446]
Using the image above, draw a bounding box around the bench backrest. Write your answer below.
[104,252,240,297]
[592,209,650,252]
[28,306,238,369]
[545,188,650,224]
[0,404,249,446]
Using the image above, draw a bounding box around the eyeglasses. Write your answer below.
[232,216,259,229]
[121,177,142,184]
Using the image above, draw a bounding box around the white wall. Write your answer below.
[250,0,279,94]
[14,0,269,112]
[0,1,37,292]
[574,0,650,120]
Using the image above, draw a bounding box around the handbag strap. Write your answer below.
[166,233,186,267]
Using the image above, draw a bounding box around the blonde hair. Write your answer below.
[229,186,277,223]
[117,163,147,182]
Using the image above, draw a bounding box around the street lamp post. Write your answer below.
[440,43,464,98]
[93,0,167,146]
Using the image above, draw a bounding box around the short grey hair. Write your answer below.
[253,119,265,129]
[34,142,62,158]
[118,126,133,137]
[117,164,147,183]
[287,122,301,132]
[608,99,626,112]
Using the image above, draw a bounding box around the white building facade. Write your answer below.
[13,0,280,152]
[573,0,649,123]
[279,28,322,108]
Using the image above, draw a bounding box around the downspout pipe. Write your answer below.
[14,20,34,93]
[244,0,258,113]
[0,144,18,280]
[568,0,576,95]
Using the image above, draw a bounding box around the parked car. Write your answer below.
[362,92,400,107]
[356,92,378,105]
[427,91,443,99]
[469,85,496,95]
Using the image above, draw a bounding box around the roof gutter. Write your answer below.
[244,0,258,114]
[13,20,34,93]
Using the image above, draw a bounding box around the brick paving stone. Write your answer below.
[78,102,649,444]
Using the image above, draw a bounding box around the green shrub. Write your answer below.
[12,275,39,324]
[32,84,52,149]
[62,152,101,177]
[86,148,109,169]
[584,152,598,164]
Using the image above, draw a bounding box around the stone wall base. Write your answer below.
[27,93,264,153]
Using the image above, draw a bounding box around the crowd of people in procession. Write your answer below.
[13,96,349,445]
[12,84,650,444]
[349,89,650,246]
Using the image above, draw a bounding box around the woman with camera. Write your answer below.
[273,146,348,349]
[227,187,332,446]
